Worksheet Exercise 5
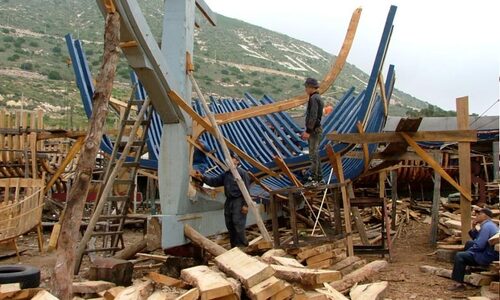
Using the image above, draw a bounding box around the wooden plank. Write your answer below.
[72,281,116,294]
[271,264,341,286]
[329,260,388,293]
[296,244,341,262]
[351,206,369,246]
[327,146,354,256]
[331,256,362,271]
[349,281,388,300]
[306,251,336,266]
[269,256,304,268]
[399,132,472,201]
[274,156,302,187]
[102,287,125,300]
[31,290,58,300]
[269,282,293,300]
[327,130,477,144]
[214,247,275,289]
[44,136,84,193]
[457,97,472,244]
[430,152,442,245]
[146,272,187,288]
[0,288,43,300]
[247,276,285,300]
[0,284,20,293]
[174,288,199,300]
[355,122,370,171]
[213,7,362,126]
[180,265,236,300]
[114,280,154,300]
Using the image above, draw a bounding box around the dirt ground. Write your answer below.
[0,221,484,299]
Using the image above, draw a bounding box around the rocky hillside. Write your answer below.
[0,0,446,128]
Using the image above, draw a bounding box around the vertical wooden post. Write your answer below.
[493,142,499,181]
[333,152,354,256]
[348,183,369,246]
[430,152,442,245]
[390,170,398,230]
[457,97,471,244]
[271,194,280,248]
[379,171,392,257]
[289,192,299,246]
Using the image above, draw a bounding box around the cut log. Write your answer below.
[114,280,154,300]
[73,281,116,294]
[444,219,462,230]
[329,260,388,292]
[214,247,275,289]
[247,276,285,300]
[269,282,293,300]
[271,264,341,286]
[293,291,328,300]
[0,288,43,300]
[269,256,304,268]
[306,251,336,266]
[436,249,457,263]
[174,288,199,300]
[296,244,340,262]
[103,287,125,300]
[88,258,133,286]
[114,239,147,260]
[330,256,361,271]
[316,282,348,300]
[180,265,237,300]
[31,290,58,300]
[482,284,500,300]
[0,284,20,293]
[147,291,169,300]
[146,272,187,288]
[261,249,286,262]
[349,281,388,300]
[436,244,464,251]
[420,265,492,286]
[490,281,499,293]
[339,259,366,276]
[184,224,227,257]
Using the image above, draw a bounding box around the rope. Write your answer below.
[469,99,499,127]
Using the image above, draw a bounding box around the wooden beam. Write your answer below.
[273,156,302,187]
[44,136,84,193]
[399,132,472,201]
[430,152,442,245]
[213,7,362,125]
[325,144,354,257]
[187,136,227,171]
[355,122,370,172]
[377,72,388,117]
[457,97,472,244]
[188,73,271,242]
[327,130,477,144]
[167,90,277,178]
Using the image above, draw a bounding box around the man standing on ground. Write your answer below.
[449,208,499,291]
[301,77,324,185]
[191,153,250,248]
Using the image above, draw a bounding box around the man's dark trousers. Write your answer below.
[308,129,322,181]
[451,241,477,282]
[224,197,248,248]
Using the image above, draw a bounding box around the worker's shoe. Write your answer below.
[447,283,465,291]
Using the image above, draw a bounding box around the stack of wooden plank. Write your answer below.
[295,244,346,269]
[214,247,292,300]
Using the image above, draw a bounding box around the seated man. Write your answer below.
[449,208,499,291]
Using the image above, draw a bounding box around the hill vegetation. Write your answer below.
[0,0,455,128]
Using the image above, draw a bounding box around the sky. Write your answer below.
[204,0,500,115]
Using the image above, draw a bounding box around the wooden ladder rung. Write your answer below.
[91,231,124,236]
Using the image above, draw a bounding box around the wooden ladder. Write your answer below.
[74,94,152,274]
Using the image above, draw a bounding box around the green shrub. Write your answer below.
[29,41,39,47]
[253,80,261,86]
[220,69,229,75]
[3,36,14,43]
[7,54,20,61]
[0,48,5,52]
[221,77,230,83]
[20,62,33,70]
[48,70,62,80]
[1,28,9,34]
[85,49,94,56]
[52,46,61,54]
